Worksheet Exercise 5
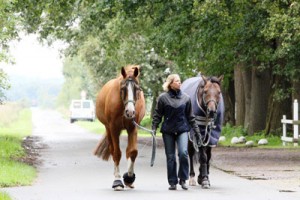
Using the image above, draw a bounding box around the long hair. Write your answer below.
[162,74,180,92]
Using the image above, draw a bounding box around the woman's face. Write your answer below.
[170,76,181,90]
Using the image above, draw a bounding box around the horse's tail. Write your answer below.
[93,135,110,161]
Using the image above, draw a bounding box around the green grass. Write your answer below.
[0,159,36,187]
[0,191,11,200]
[219,123,299,148]
[0,107,37,188]
[76,120,106,134]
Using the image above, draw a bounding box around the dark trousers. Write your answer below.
[162,132,189,185]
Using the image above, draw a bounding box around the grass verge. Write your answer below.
[0,106,36,188]
[0,191,11,200]
[220,123,299,148]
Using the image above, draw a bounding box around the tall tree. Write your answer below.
[0,0,20,101]
[9,0,300,136]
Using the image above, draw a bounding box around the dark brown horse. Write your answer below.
[181,75,224,189]
[94,65,146,191]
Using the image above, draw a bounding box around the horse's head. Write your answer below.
[199,75,223,119]
[120,65,142,119]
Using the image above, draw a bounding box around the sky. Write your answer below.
[0,34,65,80]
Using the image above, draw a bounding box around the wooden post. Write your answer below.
[293,100,299,147]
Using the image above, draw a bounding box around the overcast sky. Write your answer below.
[0,34,65,80]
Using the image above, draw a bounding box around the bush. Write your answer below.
[140,115,152,128]
[221,123,247,138]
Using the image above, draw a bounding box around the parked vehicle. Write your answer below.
[69,99,95,123]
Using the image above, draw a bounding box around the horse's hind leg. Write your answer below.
[206,147,212,185]
[123,128,138,188]
[188,141,197,186]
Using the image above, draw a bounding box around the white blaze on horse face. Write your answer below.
[127,158,134,176]
[124,82,135,118]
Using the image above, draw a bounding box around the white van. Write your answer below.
[69,99,95,123]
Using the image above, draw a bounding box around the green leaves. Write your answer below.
[0,69,10,103]
[2,0,300,103]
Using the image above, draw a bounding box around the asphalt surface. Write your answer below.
[2,108,300,200]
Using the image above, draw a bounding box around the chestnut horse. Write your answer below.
[181,75,224,189]
[94,65,145,191]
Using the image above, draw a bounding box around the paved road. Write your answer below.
[2,109,300,200]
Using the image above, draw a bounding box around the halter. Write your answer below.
[196,88,218,119]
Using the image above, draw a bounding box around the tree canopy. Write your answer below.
[2,0,300,134]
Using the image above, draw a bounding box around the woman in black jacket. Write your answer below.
[152,74,201,190]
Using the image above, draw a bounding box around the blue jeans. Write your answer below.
[162,132,189,185]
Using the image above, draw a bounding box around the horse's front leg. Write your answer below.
[110,127,124,191]
[123,127,138,188]
[188,140,197,186]
[198,146,210,189]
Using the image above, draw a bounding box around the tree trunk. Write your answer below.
[265,75,291,135]
[150,90,159,118]
[223,78,235,125]
[248,67,271,135]
[234,64,245,126]
[241,67,252,131]
[292,80,300,103]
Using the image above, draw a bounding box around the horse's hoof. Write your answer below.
[189,177,197,186]
[112,180,124,191]
[123,172,136,186]
[126,184,135,189]
[201,178,210,189]
[198,176,210,189]
[202,182,210,189]
[114,186,124,191]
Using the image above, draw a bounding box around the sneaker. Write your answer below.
[168,185,177,190]
[179,180,188,190]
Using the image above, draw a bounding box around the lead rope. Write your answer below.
[132,119,156,167]
[190,117,216,152]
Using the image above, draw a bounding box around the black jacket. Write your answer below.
[152,89,200,135]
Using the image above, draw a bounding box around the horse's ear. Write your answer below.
[201,75,208,84]
[121,67,127,78]
[133,67,139,77]
[218,75,224,83]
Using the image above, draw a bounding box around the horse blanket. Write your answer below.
[181,76,224,146]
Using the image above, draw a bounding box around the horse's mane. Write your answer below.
[208,76,221,85]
